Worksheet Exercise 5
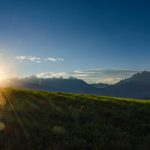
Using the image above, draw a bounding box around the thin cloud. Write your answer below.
[47,58,57,62]
[15,56,27,62]
[37,72,67,78]
[15,56,41,63]
[36,68,138,84]
[15,56,64,63]
[28,56,41,63]
[46,57,64,62]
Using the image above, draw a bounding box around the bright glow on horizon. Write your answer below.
[0,69,8,80]
[0,63,17,85]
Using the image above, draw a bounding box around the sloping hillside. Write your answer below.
[0,88,150,149]
[6,76,100,94]
[105,71,150,98]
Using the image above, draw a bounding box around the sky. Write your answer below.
[0,0,150,83]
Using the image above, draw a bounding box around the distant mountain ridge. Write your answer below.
[4,71,150,99]
[6,76,101,94]
[91,83,110,89]
[104,71,150,99]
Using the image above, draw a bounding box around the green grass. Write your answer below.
[0,88,150,150]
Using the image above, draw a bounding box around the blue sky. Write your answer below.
[0,0,150,83]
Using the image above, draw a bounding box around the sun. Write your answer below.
[0,66,13,84]
[0,64,17,87]
[0,68,10,87]
[0,69,7,81]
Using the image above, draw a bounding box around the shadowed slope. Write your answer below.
[104,71,150,98]
[0,88,149,149]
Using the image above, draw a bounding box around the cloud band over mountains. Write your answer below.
[36,69,138,84]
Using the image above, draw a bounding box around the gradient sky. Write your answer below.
[0,0,150,83]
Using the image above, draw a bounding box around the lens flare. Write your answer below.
[0,122,5,130]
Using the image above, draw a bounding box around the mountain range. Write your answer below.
[104,71,150,99]
[3,71,150,99]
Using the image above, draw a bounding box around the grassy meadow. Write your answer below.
[0,88,149,149]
